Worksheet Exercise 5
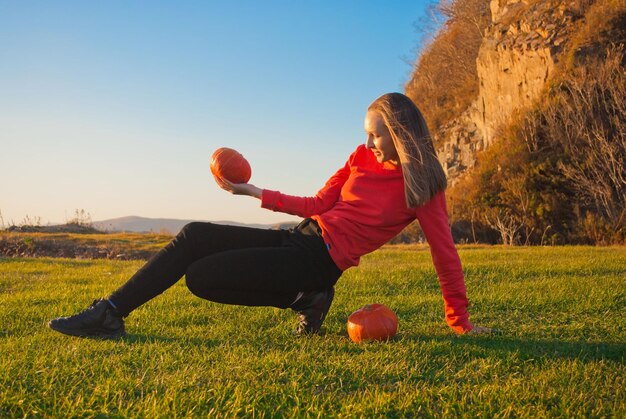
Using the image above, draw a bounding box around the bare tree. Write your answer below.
[437,0,490,37]
[544,46,625,237]
[483,207,523,245]
[66,209,93,227]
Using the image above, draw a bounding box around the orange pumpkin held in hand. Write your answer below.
[210,147,252,184]
[347,304,398,343]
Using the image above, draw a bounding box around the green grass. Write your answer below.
[1,246,624,417]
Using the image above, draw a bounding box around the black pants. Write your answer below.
[108,219,342,316]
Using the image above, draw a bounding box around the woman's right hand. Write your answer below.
[214,176,263,199]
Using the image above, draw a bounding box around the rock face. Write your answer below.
[437,0,579,182]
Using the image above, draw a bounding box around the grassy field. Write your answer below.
[1,245,624,417]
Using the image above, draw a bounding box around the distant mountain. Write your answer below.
[93,216,299,234]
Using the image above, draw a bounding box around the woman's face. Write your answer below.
[364,110,399,164]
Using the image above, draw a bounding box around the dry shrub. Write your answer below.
[405,0,491,136]
[542,46,625,242]
[566,0,626,67]
[447,126,549,245]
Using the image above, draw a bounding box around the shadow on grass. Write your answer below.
[122,333,221,348]
[323,328,625,362]
[419,334,626,362]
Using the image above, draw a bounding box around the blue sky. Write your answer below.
[0,1,434,226]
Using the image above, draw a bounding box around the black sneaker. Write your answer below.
[292,287,335,335]
[48,299,125,339]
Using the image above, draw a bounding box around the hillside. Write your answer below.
[5,217,299,235]
[92,216,281,234]
[406,0,625,245]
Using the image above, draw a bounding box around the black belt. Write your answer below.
[293,218,322,237]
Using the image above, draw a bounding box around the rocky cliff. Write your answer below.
[437,0,581,182]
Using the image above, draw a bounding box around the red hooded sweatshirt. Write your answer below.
[261,144,472,333]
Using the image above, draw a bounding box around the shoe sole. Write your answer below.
[48,322,125,339]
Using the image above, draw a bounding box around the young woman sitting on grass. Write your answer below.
[49,92,493,338]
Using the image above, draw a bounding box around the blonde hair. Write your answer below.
[368,92,447,207]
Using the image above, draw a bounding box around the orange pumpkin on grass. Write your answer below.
[347,304,398,343]
[210,147,252,184]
